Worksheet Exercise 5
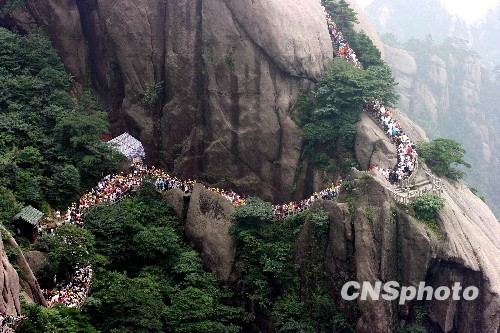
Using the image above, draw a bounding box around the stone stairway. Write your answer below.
[363,110,443,204]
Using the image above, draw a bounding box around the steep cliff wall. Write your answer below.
[304,111,500,332]
[0,0,333,203]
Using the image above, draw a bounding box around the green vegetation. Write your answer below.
[412,194,445,224]
[80,182,246,332]
[17,303,97,333]
[322,0,358,32]
[34,225,96,286]
[0,0,26,15]
[417,138,471,180]
[0,27,124,211]
[297,57,397,164]
[230,198,355,332]
[142,81,164,107]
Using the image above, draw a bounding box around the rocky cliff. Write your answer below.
[1,1,499,331]
[0,0,333,203]
[380,41,500,218]
[163,112,500,332]
[299,169,500,333]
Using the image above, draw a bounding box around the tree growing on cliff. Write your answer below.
[412,194,445,224]
[417,138,471,180]
[322,0,358,32]
[298,58,398,157]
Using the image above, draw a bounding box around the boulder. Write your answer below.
[355,113,397,170]
[184,184,236,282]
[24,251,48,275]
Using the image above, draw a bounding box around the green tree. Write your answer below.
[18,303,97,333]
[0,186,21,224]
[417,138,471,180]
[82,189,247,332]
[84,270,167,333]
[412,194,445,224]
[298,58,398,157]
[165,286,216,333]
[346,31,384,68]
[322,0,358,32]
[0,27,122,209]
[35,225,95,284]
[48,164,81,208]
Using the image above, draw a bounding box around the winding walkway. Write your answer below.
[41,6,444,311]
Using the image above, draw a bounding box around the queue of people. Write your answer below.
[325,13,361,68]
[364,100,418,185]
[322,4,419,187]
[39,8,418,316]
[44,265,92,308]
[273,182,342,220]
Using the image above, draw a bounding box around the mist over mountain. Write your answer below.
[365,0,471,43]
[471,2,500,67]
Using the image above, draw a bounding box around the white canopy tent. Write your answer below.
[108,132,145,162]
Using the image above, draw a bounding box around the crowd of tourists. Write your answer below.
[325,12,361,68]
[364,100,418,184]
[273,182,342,220]
[44,265,92,308]
[322,5,419,186]
[0,311,25,332]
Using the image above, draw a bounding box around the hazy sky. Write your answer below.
[356,0,500,24]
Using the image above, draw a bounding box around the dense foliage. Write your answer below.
[17,303,97,333]
[0,28,124,211]
[34,225,96,286]
[296,57,397,168]
[417,138,471,180]
[230,198,356,332]
[412,194,445,224]
[79,183,246,332]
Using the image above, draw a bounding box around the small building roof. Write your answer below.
[13,206,43,226]
[108,132,145,161]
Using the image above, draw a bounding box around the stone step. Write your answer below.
[414,181,432,188]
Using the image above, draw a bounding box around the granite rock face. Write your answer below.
[355,113,397,170]
[1,0,333,203]
[163,183,236,282]
[296,169,500,333]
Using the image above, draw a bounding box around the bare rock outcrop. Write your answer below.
[164,184,236,282]
[24,251,48,275]
[24,0,88,87]
[355,113,397,170]
[381,40,500,217]
[342,114,500,332]
[346,0,385,58]
[1,230,47,308]
[295,167,500,332]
